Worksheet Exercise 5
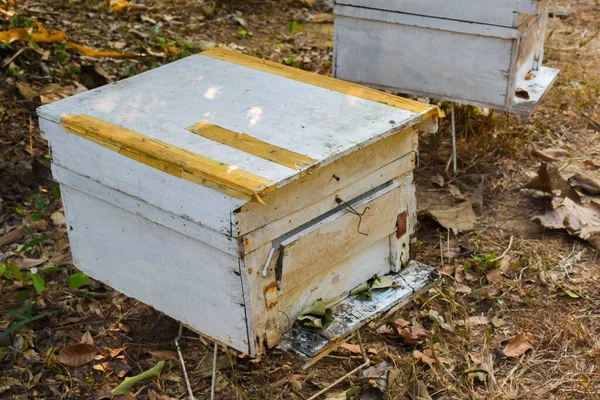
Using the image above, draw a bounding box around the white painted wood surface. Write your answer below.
[38,53,421,188]
[52,164,238,256]
[511,66,560,118]
[241,151,414,254]
[333,1,557,116]
[39,51,433,355]
[40,118,242,236]
[235,126,417,239]
[334,16,513,108]
[335,0,544,27]
[61,185,250,352]
[334,5,519,39]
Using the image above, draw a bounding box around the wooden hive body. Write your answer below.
[38,49,440,355]
[333,0,559,118]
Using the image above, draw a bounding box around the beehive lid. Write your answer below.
[335,0,546,27]
[38,48,440,204]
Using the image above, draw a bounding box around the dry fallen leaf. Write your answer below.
[109,347,127,358]
[376,324,395,335]
[419,185,483,234]
[339,343,361,354]
[503,332,536,357]
[431,174,445,187]
[272,374,303,391]
[397,322,429,345]
[57,343,96,367]
[583,159,600,170]
[533,197,600,250]
[486,269,502,284]
[146,350,177,361]
[455,282,472,294]
[81,331,94,346]
[412,350,435,367]
[568,173,600,196]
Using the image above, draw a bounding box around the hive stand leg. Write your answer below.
[210,342,218,400]
[305,331,371,400]
[451,103,457,173]
[175,324,220,400]
[175,324,196,400]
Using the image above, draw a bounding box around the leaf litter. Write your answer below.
[1,0,600,398]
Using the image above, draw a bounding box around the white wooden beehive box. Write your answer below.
[37,48,441,356]
[333,0,560,118]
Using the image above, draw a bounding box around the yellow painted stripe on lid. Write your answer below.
[202,47,444,119]
[187,121,317,171]
[62,114,275,203]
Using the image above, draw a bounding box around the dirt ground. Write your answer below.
[1,0,600,399]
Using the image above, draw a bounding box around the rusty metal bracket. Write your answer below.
[335,195,370,236]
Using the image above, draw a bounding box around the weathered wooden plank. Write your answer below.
[186,121,317,171]
[335,0,544,27]
[61,185,249,353]
[41,119,243,236]
[278,183,403,294]
[241,152,415,254]
[278,261,440,364]
[234,126,417,237]
[38,52,432,190]
[52,164,239,256]
[62,114,276,203]
[510,66,560,119]
[334,16,513,109]
[334,5,519,39]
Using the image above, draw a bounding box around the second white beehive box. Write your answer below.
[38,48,440,355]
[334,0,560,118]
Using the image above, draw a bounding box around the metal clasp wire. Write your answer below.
[335,196,370,236]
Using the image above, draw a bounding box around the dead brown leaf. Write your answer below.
[146,350,177,361]
[568,173,600,196]
[419,185,483,234]
[486,269,502,284]
[525,163,580,201]
[412,350,435,367]
[81,331,94,346]
[583,160,600,170]
[503,332,536,357]
[393,318,411,329]
[397,322,429,345]
[273,374,302,391]
[376,324,395,335]
[455,282,472,294]
[533,197,600,249]
[109,347,127,358]
[57,343,96,367]
[339,343,361,354]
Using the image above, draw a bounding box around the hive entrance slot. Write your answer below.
[260,180,394,280]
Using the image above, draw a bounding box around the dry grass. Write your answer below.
[0,0,599,399]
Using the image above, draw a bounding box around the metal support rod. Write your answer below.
[175,324,195,400]
[451,103,457,172]
[306,331,371,400]
[210,342,218,400]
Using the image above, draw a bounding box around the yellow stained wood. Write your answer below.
[62,114,275,203]
[187,121,317,171]
[202,47,444,119]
